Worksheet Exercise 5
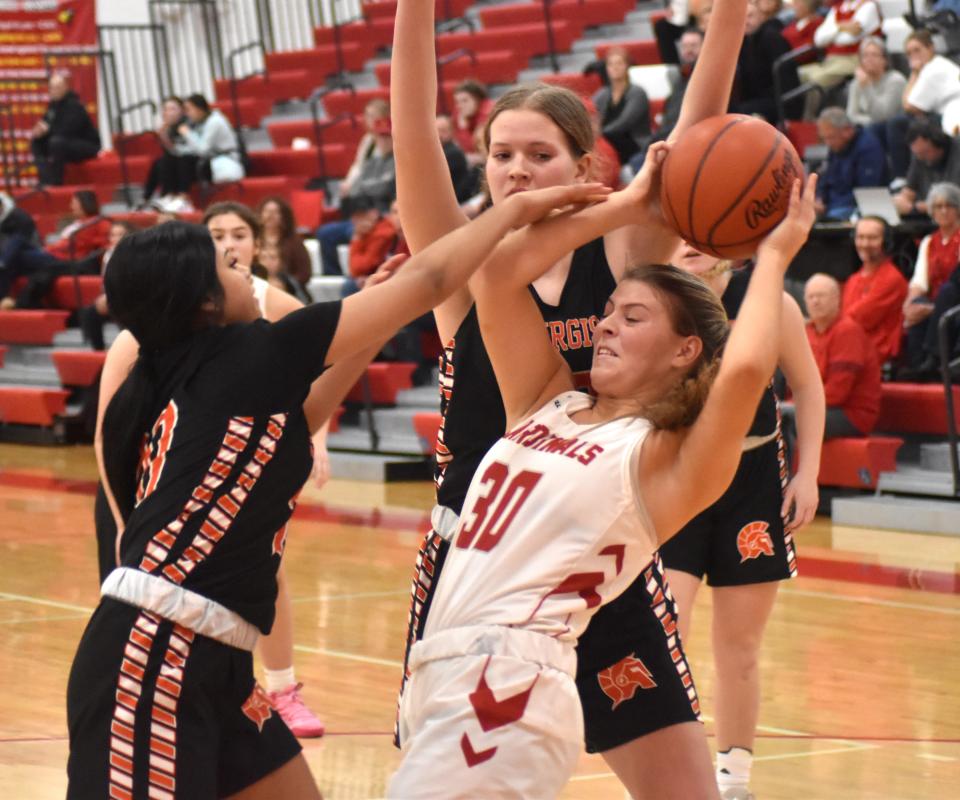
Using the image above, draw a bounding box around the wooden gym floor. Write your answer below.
[0,443,958,799]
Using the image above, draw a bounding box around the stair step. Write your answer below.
[832,494,960,536]
[327,451,431,482]
[877,466,958,498]
[394,385,440,409]
[919,442,960,472]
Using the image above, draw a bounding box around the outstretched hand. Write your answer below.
[504,182,612,230]
[757,173,818,265]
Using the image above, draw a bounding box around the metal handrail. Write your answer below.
[226,41,268,139]
[436,49,477,114]
[937,305,960,497]
[772,44,821,128]
[308,84,356,195]
[66,215,110,310]
[113,100,159,208]
[437,16,476,34]
[542,0,560,74]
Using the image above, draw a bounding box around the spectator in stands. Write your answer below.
[592,47,651,164]
[345,196,398,292]
[257,196,312,290]
[0,193,40,252]
[877,29,960,180]
[843,216,910,364]
[730,0,801,122]
[846,37,907,127]
[800,0,882,94]
[141,96,200,212]
[434,114,475,201]
[29,71,101,187]
[340,99,390,200]
[900,182,960,379]
[893,119,960,216]
[0,190,109,308]
[78,221,137,351]
[452,80,492,166]
[815,106,887,220]
[317,116,395,275]
[175,93,244,190]
[258,242,312,305]
[804,273,882,436]
[781,0,823,63]
[654,0,710,64]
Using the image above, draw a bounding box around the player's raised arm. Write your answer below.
[604,0,748,271]
[392,0,472,342]
[642,174,818,540]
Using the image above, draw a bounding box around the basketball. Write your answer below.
[660,114,803,259]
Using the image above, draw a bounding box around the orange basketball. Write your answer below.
[660,114,803,259]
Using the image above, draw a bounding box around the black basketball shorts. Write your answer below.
[575,553,702,753]
[67,598,301,799]
[659,436,798,586]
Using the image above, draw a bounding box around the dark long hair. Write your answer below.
[101,222,223,520]
[256,196,296,241]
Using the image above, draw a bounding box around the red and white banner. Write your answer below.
[0,1,98,184]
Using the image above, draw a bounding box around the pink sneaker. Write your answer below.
[268,683,325,738]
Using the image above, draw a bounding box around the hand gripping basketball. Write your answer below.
[756,173,818,267]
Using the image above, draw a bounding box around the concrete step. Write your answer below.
[394,384,440,409]
[920,442,960,472]
[832,494,960,536]
[0,364,61,387]
[1,344,55,369]
[328,450,431,482]
[877,466,958,498]
[327,424,425,456]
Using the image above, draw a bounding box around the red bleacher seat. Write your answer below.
[0,387,71,426]
[314,17,396,58]
[596,40,662,66]
[113,133,164,159]
[480,0,629,32]
[248,145,353,180]
[267,116,366,149]
[0,344,6,368]
[213,97,274,129]
[289,190,329,231]
[374,50,522,89]
[346,363,417,405]
[52,350,107,388]
[214,70,319,105]
[48,276,103,310]
[413,411,442,456]
[33,213,62,239]
[63,153,152,186]
[362,0,472,20]
[323,83,461,117]
[266,42,368,75]
[13,186,107,216]
[785,120,820,156]
[540,72,602,99]
[110,211,161,229]
[437,22,577,62]
[203,177,299,208]
[0,310,70,345]
[817,436,903,489]
[878,383,960,436]
[328,405,345,433]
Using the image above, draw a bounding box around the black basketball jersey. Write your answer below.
[107,301,341,634]
[723,266,779,437]
[435,238,616,515]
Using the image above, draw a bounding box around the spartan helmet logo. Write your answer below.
[597,654,657,710]
[736,521,775,563]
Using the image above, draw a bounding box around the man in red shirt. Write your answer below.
[806,273,882,436]
[842,216,909,363]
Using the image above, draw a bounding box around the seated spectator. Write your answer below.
[316,115,395,275]
[893,119,960,216]
[29,70,100,186]
[0,192,40,251]
[346,197,398,292]
[452,80,493,167]
[141,96,199,211]
[257,196,312,289]
[434,114,475,202]
[654,0,710,64]
[0,190,109,307]
[804,273,881,436]
[731,0,801,122]
[815,107,887,220]
[781,0,823,63]
[801,0,882,93]
[900,182,960,379]
[877,29,960,180]
[257,242,312,305]
[592,47,651,165]
[846,37,907,127]
[78,221,136,350]
[340,99,390,200]
[843,216,910,364]
[175,94,244,186]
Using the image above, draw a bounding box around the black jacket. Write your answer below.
[733,19,802,122]
[40,91,101,148]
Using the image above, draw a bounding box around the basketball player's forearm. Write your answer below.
[303,342,385,434]
[670,0,748,138]
[792,380,825,479]
[392,0,467,253]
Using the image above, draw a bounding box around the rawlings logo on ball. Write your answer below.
[736,521,775,562]
[744,151,800,230]
[597,654,657,710]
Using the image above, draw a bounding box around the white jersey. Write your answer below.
[425,392,657,643]
[252,275,269,317]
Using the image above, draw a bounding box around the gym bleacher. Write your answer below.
[1,0,959,531]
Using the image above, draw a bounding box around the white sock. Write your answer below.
[264,666,296,693]
[716,746,753,792]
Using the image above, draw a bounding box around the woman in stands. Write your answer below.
[175,93,245,195]
[663,243,824,800]
[391,0,751,795]
[592,46,651,165]
[141,96,199,212]
[390,157,818,798]
[257,196,312,291]
[93,202,337,738]
[68,183,589,798]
